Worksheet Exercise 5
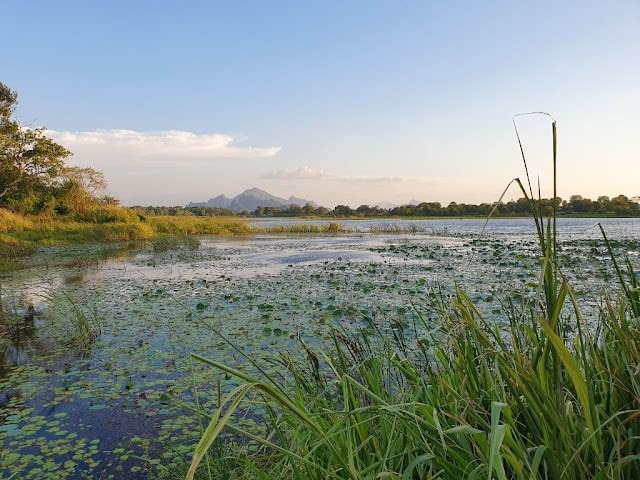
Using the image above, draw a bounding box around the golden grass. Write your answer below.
[0,209,256,265]
[145,215,253,236]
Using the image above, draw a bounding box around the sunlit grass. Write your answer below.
[0,211,253,266]
[145,216,253,236]
[255,222,345,234]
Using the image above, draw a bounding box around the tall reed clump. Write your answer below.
[146,216,253,236]
[256,222,346,234]
[184,116,640,480]
[45,291,102,351]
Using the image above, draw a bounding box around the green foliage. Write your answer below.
[257,222,346,234]
[0,82,71,210]
[0,82,114,217]
[73,205,139,224]
[0,209,256,265]
[146,216,253,236]
[250,195,639,218]
[45,291,102,351]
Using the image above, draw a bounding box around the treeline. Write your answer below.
[136,194,640,218]
[132,205,237,217]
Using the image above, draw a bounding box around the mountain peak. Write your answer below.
[187,188,318,212]
[240,188,280,201]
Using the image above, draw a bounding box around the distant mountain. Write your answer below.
[187,188,319,212]
[204,194,232,209]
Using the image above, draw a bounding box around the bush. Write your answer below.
[73,206,140,224]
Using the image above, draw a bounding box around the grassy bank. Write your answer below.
[184,117,640,479]
[0,209,255,269]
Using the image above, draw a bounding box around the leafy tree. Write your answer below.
[0,82,118,219]
[0,82,72,212]
[333,205,354,216]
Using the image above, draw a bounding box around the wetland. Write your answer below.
[1,217,639,479]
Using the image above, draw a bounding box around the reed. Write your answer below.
[183,118,640,479]
[45,291,102,351]
[146,216,253,236]
[255,222,346,234]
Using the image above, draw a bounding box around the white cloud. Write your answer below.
[261,166,332,180]
[262,165,405,183]
[47,129,281,159]
[343,174,404,184]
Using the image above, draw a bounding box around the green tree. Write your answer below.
[333,205,354,216]
[0,81,72,211]
[611,194,635,216]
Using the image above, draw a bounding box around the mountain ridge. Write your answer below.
[187,188,319,212]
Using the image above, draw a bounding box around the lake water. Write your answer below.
[249,217,640,239]
[0,218,638,478]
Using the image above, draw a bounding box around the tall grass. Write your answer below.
[255,222,346,234]
[45,291,102,351]
[147,216,253,236]
[0,211,254,268]
[184,117,640,479]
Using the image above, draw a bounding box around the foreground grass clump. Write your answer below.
[186,274,640,479]
[185,117,640,479]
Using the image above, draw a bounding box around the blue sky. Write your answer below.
[3,1,639,207]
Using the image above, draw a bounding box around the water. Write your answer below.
[0,218,637,478]
[249,217,640,239]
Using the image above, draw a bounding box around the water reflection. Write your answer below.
[1,305,38,368]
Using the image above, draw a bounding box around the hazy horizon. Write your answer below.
[3,2,638,208]
[142,185,638,210]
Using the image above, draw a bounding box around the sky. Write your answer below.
[2,1,639,208]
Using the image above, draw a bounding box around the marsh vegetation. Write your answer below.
[0,216,638,479]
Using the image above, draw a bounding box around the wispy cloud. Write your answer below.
[47,129,281,159]
[261,166,332,180]
[262,166,404,183]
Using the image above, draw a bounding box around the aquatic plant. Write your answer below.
[185,116,640,479]
[152,235,201,252]
[45,291,102,351]
[254,222,347,234]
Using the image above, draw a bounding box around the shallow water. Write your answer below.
[0,219,638,478]
[249,217,640,239]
